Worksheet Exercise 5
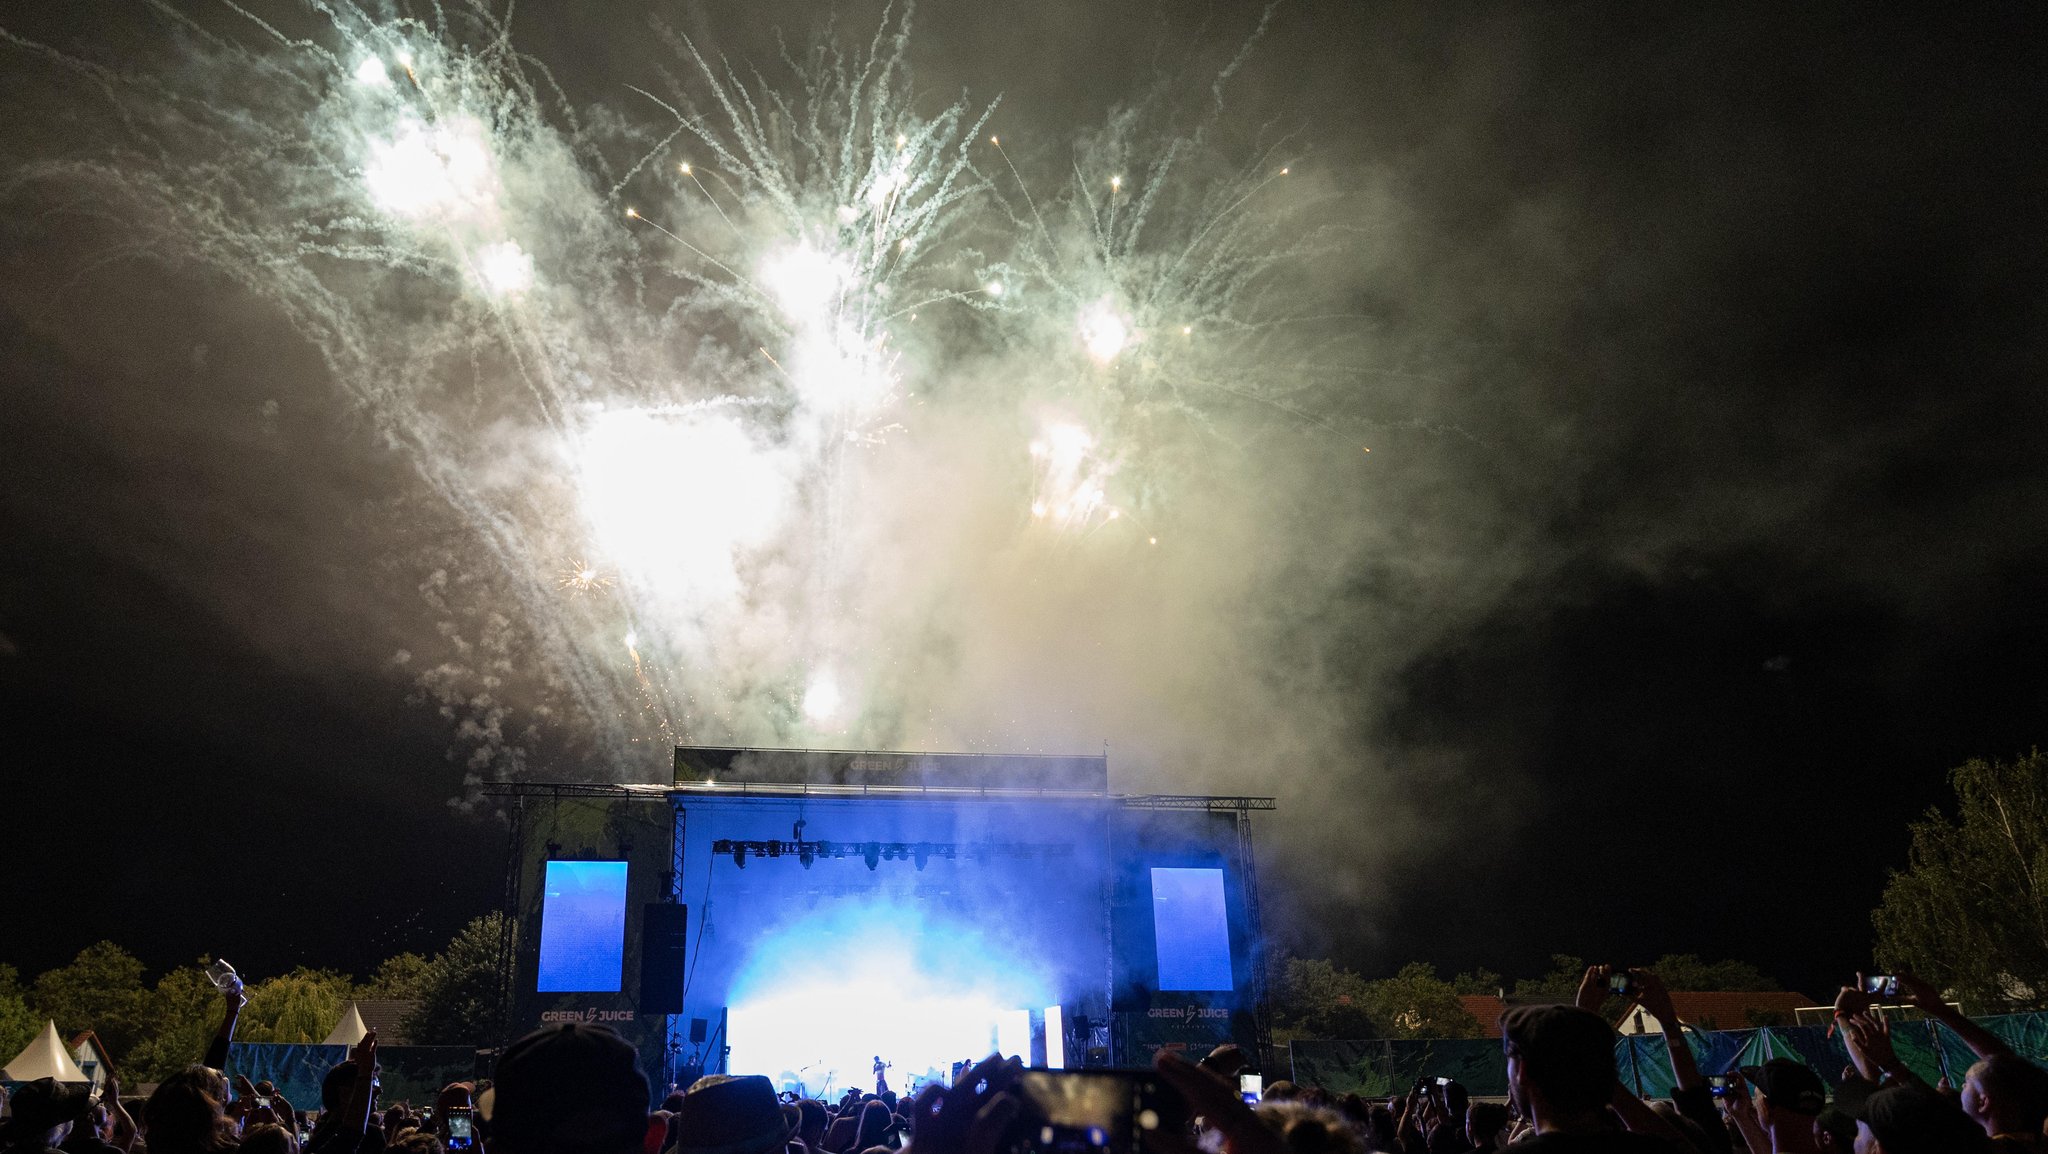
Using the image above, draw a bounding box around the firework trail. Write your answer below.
[0,1,1369,780]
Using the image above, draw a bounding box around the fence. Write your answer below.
[1288,1011,2048,1097]
[225,1044,479,1110]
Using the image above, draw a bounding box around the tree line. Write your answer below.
[0,913,510,1083]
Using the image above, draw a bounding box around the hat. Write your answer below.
[1835,1083,1986,1152]
[1740,1059,1826,1115]
[485,1024,649,1154]
[671,1075,791,1154]
[1,1078,94,1138]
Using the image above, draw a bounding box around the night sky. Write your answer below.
[3,1,2046,1007]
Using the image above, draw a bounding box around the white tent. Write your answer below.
[2,1020,91,1082]
[320,1002,369,1047]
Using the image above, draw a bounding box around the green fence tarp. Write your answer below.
[1290,1011,2048,1098]
[226,1044,476,1112]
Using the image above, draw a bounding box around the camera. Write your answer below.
[1607,970,1638,998]
[1004,1070,1188,1154]
[1863,975,1901,999]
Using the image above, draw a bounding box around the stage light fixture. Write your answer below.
[863,843,880,870]
[913,844,930,871]
[732,843,748,868]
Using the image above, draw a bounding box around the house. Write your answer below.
[69,1030,118,1092]
[1615,992,1816,1034]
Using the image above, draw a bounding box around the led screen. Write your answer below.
[536,860,629,992]
[1150,866,1233,991]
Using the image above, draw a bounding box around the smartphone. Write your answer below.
[1708,1074,1744,1098]
[256,1096,273,1110]
[1006,1070,1188,1154]
[1434,1077,1453,1088]
[1238,1074,1262,1105]
[1607,971,1638,998]
[446,1107,474,1151]
[1863,975,1901,999]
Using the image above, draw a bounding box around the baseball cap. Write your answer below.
[1740,1059,1826,1115]
[483,1023,649,1154]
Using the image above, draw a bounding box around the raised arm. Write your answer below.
[203,981,247,1070]
[1897,972,2013,1062]
[101,1068,137,1153]
[1842,1011,1933,1093]
[338,1029,380,1151]
[1717,1072,1770,1154]
[1631,970,1702,1091]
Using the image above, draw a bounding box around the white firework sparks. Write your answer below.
[0,1,1367,775]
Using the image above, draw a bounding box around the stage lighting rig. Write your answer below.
[709,838,1074,870]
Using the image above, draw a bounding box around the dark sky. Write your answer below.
[3,0,2046,1006]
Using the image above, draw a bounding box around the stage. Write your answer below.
[487,747,1273,1096]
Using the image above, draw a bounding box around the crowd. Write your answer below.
[2,963,2042,1154]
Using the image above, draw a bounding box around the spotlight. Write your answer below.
[798,845,815,869]
[913,844,930,871]
[732,843,748,869]
[863,842,881,871]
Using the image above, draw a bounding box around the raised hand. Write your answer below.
[904,1054,1020,1154]
[1576,965,1613,1014]
[1151,1051,1290,1154]
[1631,969,1676,1026]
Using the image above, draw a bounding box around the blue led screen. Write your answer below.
[536,860,629,992]
[1150,866,1233,991]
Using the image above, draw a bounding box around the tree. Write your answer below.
[1270,956,1378,1041]
[1361,963,1484,1039]
[1450,968,1506,997]
[362,953,431,1001]
[0,965,38,1059]
[125,961,223,1083]
[1874,749,2048,1011]
[404,913,513,1046]
[1642,953,1778,992]
[1512,955,1588,1002]
[30,942,152,1059]
[240,968,358,1044]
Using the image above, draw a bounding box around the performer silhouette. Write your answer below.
[873,1055,891,1096]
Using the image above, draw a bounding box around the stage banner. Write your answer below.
[1114,1007,1235,1067]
